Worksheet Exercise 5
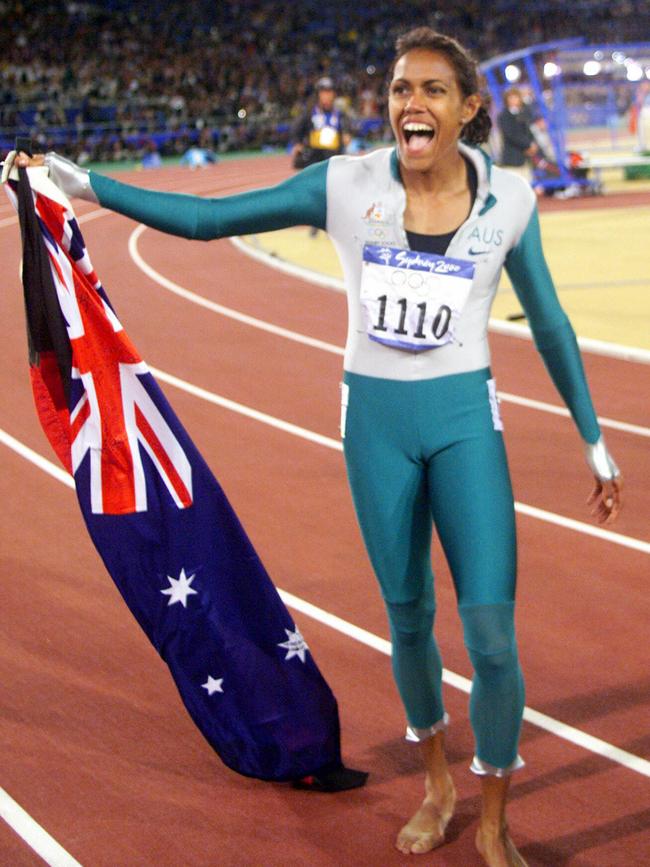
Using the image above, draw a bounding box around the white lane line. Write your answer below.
[1,428,648,778]
[230,234,650,366]
[488,319,650,365]
[131,227,650,440]
[499,392,650,439]
[0,429,75,488]
[0,207,109,230]
[150,366,341,450]
[128,225,344,356]
[230,234,346,292]
[0,786,83,867]
[280,591,650,778]
[77,208,112,224]
[514,502,649,552]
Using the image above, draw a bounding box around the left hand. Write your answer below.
[584,437,621,524]
[15,151,45,169]
[587,475,623,524]
[1,150,45,184]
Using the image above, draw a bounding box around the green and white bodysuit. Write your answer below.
[44,143,610,775]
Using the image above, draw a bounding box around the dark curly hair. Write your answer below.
[390,27,491,146]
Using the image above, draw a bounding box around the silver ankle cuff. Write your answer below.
[470,754,525,777]
[405,713,450,743]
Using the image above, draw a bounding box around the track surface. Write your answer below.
[1,156,649,866]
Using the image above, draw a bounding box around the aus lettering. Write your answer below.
[468,226,504,247]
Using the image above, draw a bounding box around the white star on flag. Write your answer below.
[202,676,224,695]
[161,568,198,608]
[278,627,309,663]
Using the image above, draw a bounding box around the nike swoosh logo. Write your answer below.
[468,247,490,256]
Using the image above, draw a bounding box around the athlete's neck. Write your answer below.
[400,149,468,199]
[401,149,472,235]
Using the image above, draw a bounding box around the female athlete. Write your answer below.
[13,26,622,867]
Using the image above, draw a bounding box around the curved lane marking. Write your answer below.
[128,224,343,356]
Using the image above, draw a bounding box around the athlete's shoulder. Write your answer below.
[490,164,537,208]
[327,146,394,179]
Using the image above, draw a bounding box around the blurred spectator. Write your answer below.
[2,0,650,162]
[180,146,218,169]
[497,88,538,178]
[142,141,162,169]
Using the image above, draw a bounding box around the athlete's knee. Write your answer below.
[468,645,521,692]
[385,595,435,649]
[459,601,520,684]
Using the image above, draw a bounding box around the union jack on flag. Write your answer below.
[5,164,344,783]
[8,173,193,515]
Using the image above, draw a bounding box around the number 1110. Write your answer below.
[372,295,452,340]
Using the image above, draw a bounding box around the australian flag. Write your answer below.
[5,164,346,783]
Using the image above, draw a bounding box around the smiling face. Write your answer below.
[389,48,480,174]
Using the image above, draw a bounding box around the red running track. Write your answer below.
[1,156,649,866]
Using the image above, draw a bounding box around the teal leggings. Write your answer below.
[342,367,525,769]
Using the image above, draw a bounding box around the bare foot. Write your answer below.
[395,773,456,855]
[475,824,528,866]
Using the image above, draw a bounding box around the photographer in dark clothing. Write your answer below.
[291,77,350,169]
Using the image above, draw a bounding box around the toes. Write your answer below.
[411,834,440,854]
[395,833,415,855]
[396,831,443,856]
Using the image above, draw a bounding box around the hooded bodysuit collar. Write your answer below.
[389,142,497,216]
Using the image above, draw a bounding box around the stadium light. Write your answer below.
[625,61,644,81]
[543,61,561,78]
[504,64,521,82]
[583,60,601,76]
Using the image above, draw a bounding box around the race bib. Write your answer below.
[360,244,475,351]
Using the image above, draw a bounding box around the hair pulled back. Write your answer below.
[391,27,491,146]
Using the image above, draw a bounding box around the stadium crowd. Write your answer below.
[1,0,649,162]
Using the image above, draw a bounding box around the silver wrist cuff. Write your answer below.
[44,152,98,203]
[585,436,620,483]
[405,713,450,742]
[470,754,525,777]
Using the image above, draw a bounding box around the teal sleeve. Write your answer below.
[505,207,600,443]
[88,161,328,239]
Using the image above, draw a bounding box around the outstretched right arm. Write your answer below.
[13,151,328,240]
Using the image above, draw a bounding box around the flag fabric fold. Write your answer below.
[5,165,343,782]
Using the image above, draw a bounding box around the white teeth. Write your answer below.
[403,123,433,132]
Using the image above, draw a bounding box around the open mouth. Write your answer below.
[402,123,435,154]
